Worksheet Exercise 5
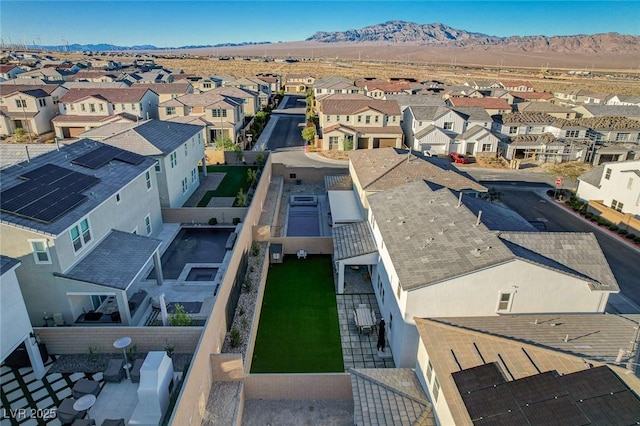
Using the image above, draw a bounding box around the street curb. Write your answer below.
[304,152,349,166]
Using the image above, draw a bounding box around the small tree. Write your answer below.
[168,304,194,326]
[247,168,258,187]
[256,152,265,166]
[14,127,26,143]
[235,188,248,207]
[301,127,316,145]
[215,136,235,151]
[343,135,354,151]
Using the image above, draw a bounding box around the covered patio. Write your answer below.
[332,221,378,294]
[55,230,163,326]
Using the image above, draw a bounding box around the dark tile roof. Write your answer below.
[332,221,377,261]
[0,139,155,236]
[0,255,20,275]
[59,87,152,103]
[322,99,400,116]
[324,175,352,191]
[56,230,161,290]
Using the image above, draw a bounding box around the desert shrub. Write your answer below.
[619,229,628,235]
[634,236,640,243]
[168,304,194,326]
[208,217,218,225]
[584,212,594,219]
[625,233,636,240]
[609,225,619,231]
[230,327,241,348]
[251,241,259,256]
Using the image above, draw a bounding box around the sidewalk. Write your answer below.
[304,151,349,166]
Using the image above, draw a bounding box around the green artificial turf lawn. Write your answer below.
[251,256,344,373]
[197,165,256,206]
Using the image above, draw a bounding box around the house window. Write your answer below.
[444,122,454,130]
[154,161,162,173]
[509,126,518,134]
[99,103,104,111]
[145,171,152,190]
[396,281,401,299]
[605,168,612,180]
[336,115,340,122]
[482,143,492,152]
[357,115,362,123]
[203,82,212,89]
[170,152,178,168]
[212,109,227,118]
[329,136,339,150]
[38,98,46,107]
[184,143,188,157]
[81,104,86,111]
[497,292,512,311]
[115,192,121,204]
[145,214,152,235]
[131,103,137,110]
[15,99,26,108]
[611,200,624,212]
[375,115,379,123]
[392,116,396,122]
[52,96,59,105]
[326,115,331,122]
[432,376,440,402]
[565,130,579,138]
[69,104,75,111]
[30,240,51,264]
[191,168,197,183]
[70,218,91,253]
[426,360,433,383]
[166,107,175,115]
[616,133,630,141]
[346,115,350,122]
[89,103,95,112]
[182,177,188,193]
[365,116,371,124]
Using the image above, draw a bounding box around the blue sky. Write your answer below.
[1,1,638,47]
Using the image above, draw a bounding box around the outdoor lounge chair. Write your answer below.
[72,378,100,399]
[130,358,145,383]
[103,359,125,383]
[57,398,85,424]
[101,419,125,426]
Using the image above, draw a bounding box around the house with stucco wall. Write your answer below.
[0,140,164,328]
[0,84,67,136]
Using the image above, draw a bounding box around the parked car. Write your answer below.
[449,152,469,164]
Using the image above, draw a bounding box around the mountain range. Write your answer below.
[306,21,640,53]
[27,41,272,52]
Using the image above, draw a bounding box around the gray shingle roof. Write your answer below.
[459,195,537,232]
[450,106,492,122]
[349,148,486,193]
[367,181,514,290]
[56,229,161,290]
[0,142,74,169]
[0,255,20,275]
[324,175,352,191]
[408,106,451,121]
[579,104,640,117]
[332,221,377,261]
[384,94,444,110]
[350,368,434,426]
[102,119,203,156]
[429,314,640,366]
[499,232,619,292]
[0,139,155,236]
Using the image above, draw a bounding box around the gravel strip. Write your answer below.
[47,353,192,374]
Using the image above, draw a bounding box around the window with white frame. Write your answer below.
[616,132,630,141]
[184,143,188,157]
[89,103,95,112]
[426,360,433,383]
[191,168,197,184]
[497,292,512,311]
[482,143,492,152]
[30,240,51,264]
[329,136,339,149]
[509,126,518,134]
[15,99,26,108]
[357,115,362,123]
[70,218,92,253]
[154,160,162,173]
[145,214,152,235]
[170,152,177,168]
[81,104,86,112]
[166,106,175,115]
[145,171,152,190]
[336,115,341,122]
[38,98,46,107]
[365,116,371,124]
[611,199,624,212]
[565,130,579,138]
[396,280,401,299]
[375,115,379,123]
[605,168,612,180]
[182,177,188,193]
[432,376,440,402]
[443,122,453,130]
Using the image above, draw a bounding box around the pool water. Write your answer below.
[148,228,232,279]
[186,267,219,281]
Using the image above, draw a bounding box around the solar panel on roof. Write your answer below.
[452,363,506,394]
[114,150,145,165]
[520,396,588,426]
[0,163,99,224]
[71,145,121,169]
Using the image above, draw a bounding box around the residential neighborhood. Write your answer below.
[1,48,640,426]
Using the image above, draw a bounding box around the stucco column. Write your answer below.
[202,155,208,177]
[24,336,45,380]
[337,261,345,294]
[153,251,164,286]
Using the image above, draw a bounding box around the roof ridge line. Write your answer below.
[362,155,406,190]
[349,368,429,405]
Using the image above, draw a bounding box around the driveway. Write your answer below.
[496,188,640,309]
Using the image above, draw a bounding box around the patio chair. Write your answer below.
[103,359,125,383]
[296,249,307,259]
[57,398,85,424]
[130,358,145,383]
[72,378,100,399]
[101,420,125,426]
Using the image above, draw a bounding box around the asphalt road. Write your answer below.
[497,189,640,306]
[262,115,306,150]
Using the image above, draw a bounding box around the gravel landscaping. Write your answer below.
[47,352,192,374]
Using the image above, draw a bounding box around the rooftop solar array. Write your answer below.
[453,363,640,425]
[0,164,99,224]
[71,145,145,169]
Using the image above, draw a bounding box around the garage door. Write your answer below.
[377,138,397,148]
[357,138,368,149]
[68,127,85,138]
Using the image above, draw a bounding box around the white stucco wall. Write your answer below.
[161,131,205,208]
[0,263,32,361]
[578,162,640,215]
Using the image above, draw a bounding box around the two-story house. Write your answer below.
[363,81,412,99]
[318,96,403,150]
[283,74,315,94]
[313,76,361,99]
[80,119,206,208]
[517,101,577,119]
[212,86,260,116]
[223,77,271,107]
[0,65,26,81]
[576,160,640,231]
[52,87,159,139]
[499,80,534,92]
[0,141,164,328]
[605,95,640,106]
[158,91,244,144]
[0,84,68,137]
[135,82,194,103]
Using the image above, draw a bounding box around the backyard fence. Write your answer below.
[162,207,248,224]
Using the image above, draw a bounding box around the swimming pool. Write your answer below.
[148,227,233,279]
[286,205,321,236]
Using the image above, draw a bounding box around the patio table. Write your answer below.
[355,307,375,333]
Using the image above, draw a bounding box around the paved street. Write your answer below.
[496,188,640,309]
